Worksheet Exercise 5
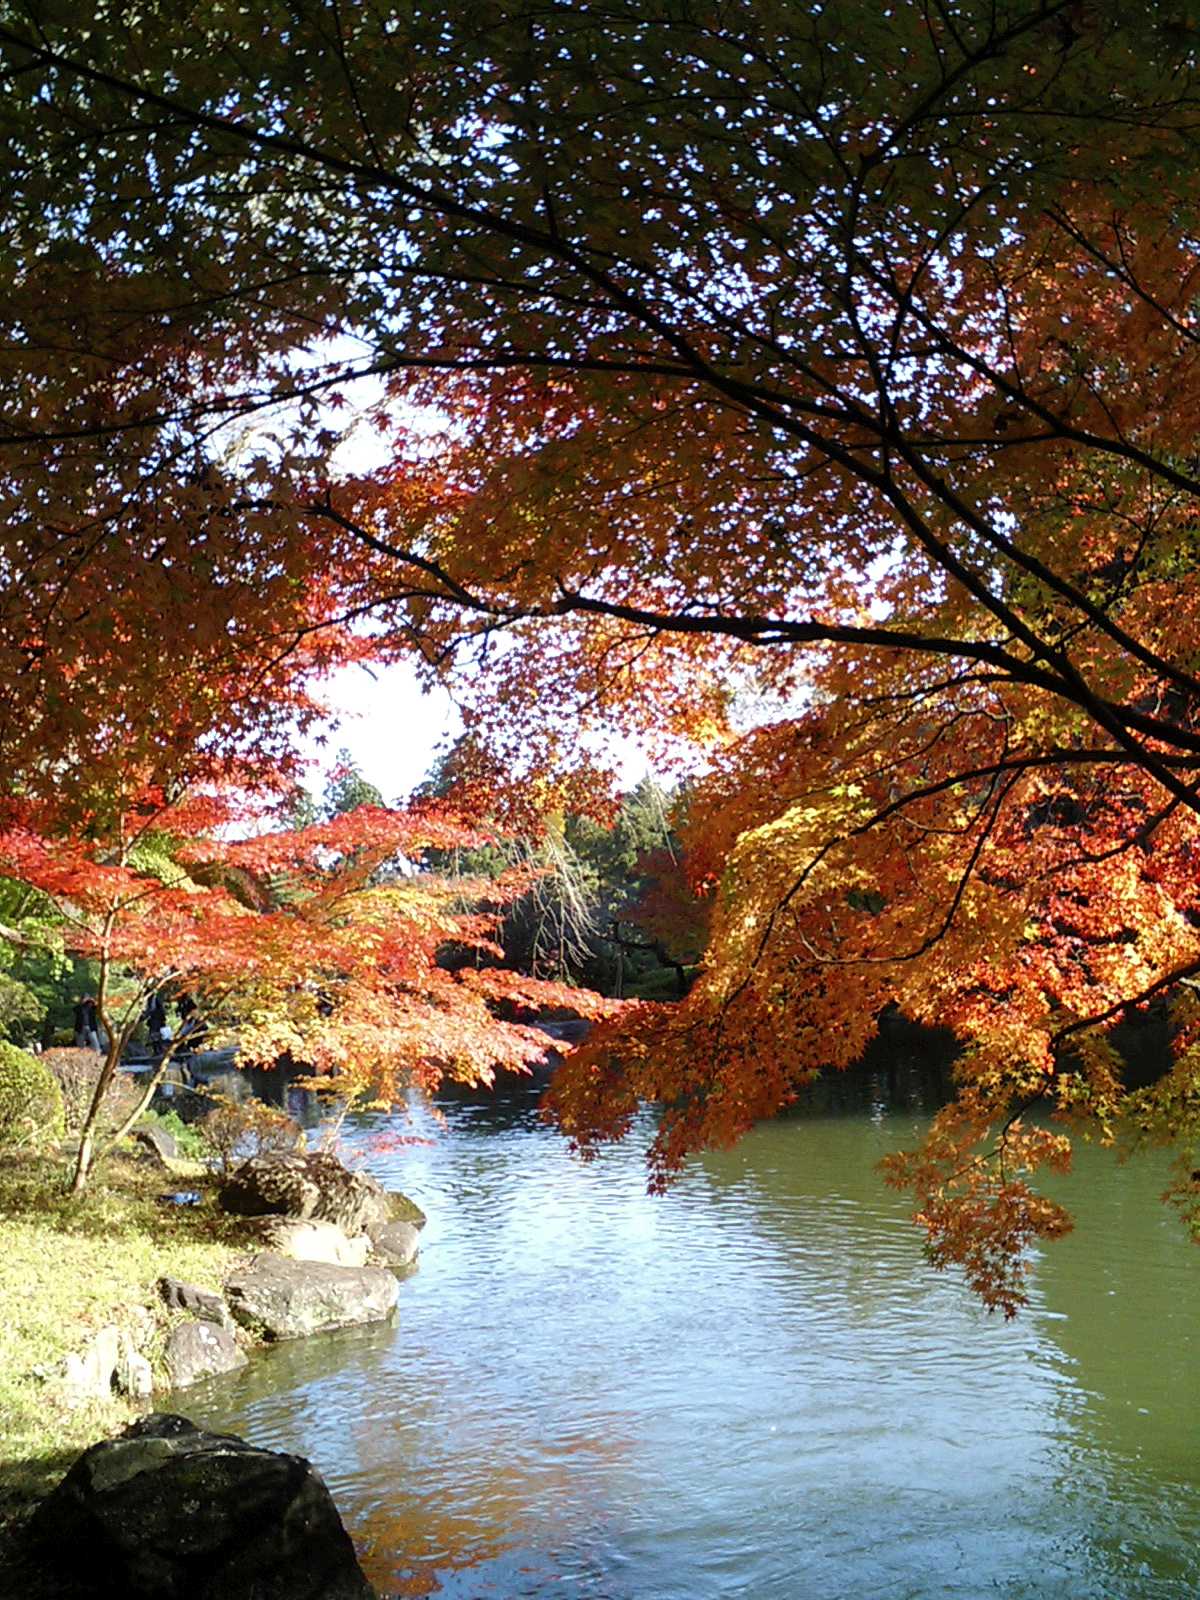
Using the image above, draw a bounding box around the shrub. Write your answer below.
[0,972,41,1043]
[42,1048,140,1136]
[199,1094,305,1176]
[0,1042,65,1148]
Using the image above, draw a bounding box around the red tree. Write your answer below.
[0,784,620,1193]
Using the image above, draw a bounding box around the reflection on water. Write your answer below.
[191,1073,1200,1599]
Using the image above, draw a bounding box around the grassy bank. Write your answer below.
[0,1146,254,1535]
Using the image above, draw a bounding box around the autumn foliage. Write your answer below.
[4,3,1200,1303]
[0,784,620,1190]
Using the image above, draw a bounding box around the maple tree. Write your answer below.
[4,3,1200,1301]
[0,782,617,1193]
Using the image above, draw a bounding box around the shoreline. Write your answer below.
[0,1148,260,1538]
[0,1142,414,1565]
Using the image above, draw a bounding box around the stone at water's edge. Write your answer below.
[220,1151,393,1235]
[26,1413,374,1599]
[218,1148,427,1240]
[370,1218,421,1267]
[242,1215,371,1267]
[163,1320,249,1388]
[384,1189,426,1228]
[225,1252,398,1340]
[158,1274,236,1331]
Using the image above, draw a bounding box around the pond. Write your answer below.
[192,1068,1200,1599]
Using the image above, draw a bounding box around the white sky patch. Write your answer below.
[299,658,462,804]
[299,660,660,805]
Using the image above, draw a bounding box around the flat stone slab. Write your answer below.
[224,1252,398,1340]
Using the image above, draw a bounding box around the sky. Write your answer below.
[299,659,462,805]
[286,356,462,803]
[300,657,663,806]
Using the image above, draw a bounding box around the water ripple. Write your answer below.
[192,1098,1200,1599]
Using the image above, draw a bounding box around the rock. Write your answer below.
[241,1217,370,1267]
[115,1342,154,1400]
[369,1219,420,1268]
[163,1321,248,1388]
[224,1252,398,1340]
[63,1325,153,1400]
[384,1190,426,1229]
[133,1124,177,1164]
[157,1276,235,1332]
[27,1412,375,1599]
[62,1324,122,1399]
[220,1151,393,1236]
[151,1082,207,1121]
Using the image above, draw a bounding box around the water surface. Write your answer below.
[194,1077,1200,1598]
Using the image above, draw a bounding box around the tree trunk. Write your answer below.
[69,1051,118,1193]
[96,1041,185,1169]
[69,988,129,1193]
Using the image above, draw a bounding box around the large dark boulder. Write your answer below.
[26,1413,374,1599]
[224,1253,398,1340]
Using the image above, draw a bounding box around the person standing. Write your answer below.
[176,992,205,1048]
[73,994,102,1052]
[145,991,168,1055]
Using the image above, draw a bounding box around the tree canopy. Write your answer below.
[4,1,1200,1303]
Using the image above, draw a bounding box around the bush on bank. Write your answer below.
[0,1043,64,1149]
